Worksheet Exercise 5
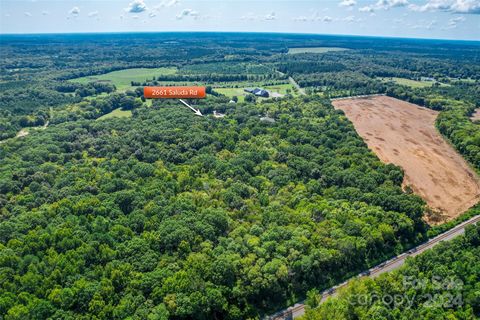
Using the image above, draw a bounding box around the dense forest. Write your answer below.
[0,96,426,319]
[0,33,479,319]
[300,223,480,320]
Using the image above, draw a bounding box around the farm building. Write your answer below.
[244,88,269,97]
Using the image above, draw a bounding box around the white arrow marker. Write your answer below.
[179,99,203,116]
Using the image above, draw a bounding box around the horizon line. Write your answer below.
[1,30,479,43]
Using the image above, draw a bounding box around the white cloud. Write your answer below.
[343,15,355,22]
[88,11,99,18]
[293,15,308,22]
[360,0,409,12]
[125,0,148,13]
[292,13,333,23]
[24,12,32,17]
[409,19,437,29]
[377,0,409,9]
[426,19,437,28]
[240,13,256,21]
[164,0,179,7]
[69,7,80,16]
[451,15,467,21]
[176,8,199,19]
[359,5,375,12]
[343,15,364,22]
[446,15,466,28]
[339,0,357,7]
[409,0,480,14]
[153,0,179,11]
[452,0,480,13]
[358,6,375,12]
[241,11,277,21]
[293,10,319,22]
[264,12,276,20]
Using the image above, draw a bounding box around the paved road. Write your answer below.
[266,214,480,320]
[288,77,306,96]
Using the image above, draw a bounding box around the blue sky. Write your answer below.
[1,0,479,40]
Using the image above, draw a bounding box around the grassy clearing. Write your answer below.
[383,77,431,88]
[97,108,132,121]
[214,87,246,101]
[448,77,477,84]
[288,47,348,54]
[214,83,296,102]
[380,77,436,88]
[264,84,296,95]
[71,67,178,91]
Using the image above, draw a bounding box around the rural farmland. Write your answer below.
[287,47,349,54]
[1,28,480,320]
[71,67,178,90]
[333,96,480,223]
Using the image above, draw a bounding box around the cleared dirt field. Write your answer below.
[471,108,480,122]
[332,96,480,223]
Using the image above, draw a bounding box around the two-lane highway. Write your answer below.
[266,214,480,320]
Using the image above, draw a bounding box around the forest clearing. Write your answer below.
[332,96,480,223]
[287,47,349,54]
[471,108,480,121]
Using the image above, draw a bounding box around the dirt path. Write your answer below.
[0,119,49,145]
[0,128,29,145]
[471,108,480,121]
[332,96,480,223]
[16,129,29,138]
[288,76,306,96]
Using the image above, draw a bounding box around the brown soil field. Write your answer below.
[471,108,480,121]
[332,96,480,223]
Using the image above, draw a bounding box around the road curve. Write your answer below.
[266,214,480,320]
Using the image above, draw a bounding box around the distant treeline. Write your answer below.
[154,73,285,83]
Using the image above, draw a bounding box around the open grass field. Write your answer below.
[333,96,480,223]
[288,47,348,54]
[96,108,132,120]
[379,77,450,88]
[214,87,246,101]
[214,83,296,101]
[264,83,295,95]
[448,77,477,83]
[71,67,178,91]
